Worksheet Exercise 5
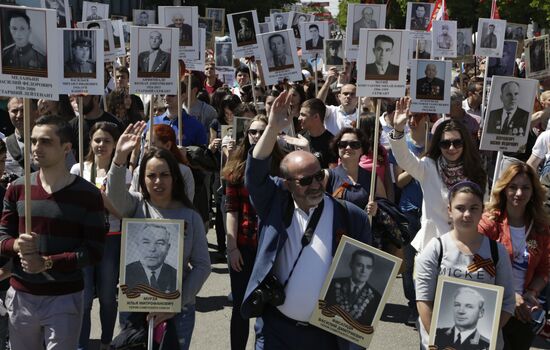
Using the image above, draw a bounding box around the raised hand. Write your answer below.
[114,121,147,165]
[268,90,292,133]
[394,97,411,132]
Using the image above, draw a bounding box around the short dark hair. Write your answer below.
[115,66,129,77]
[309,24,319,31]
[374,34,394,48]
[500,81,520,94]
[330,127,369,157]
[350,249,375,268]
[301,98,326,122]
[268,34,285,46]
[234,66,250,78]
[328,41,341,49]
[7,10,30,27]
[34,115,73,144]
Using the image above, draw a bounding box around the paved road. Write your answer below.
[88,229,550,350]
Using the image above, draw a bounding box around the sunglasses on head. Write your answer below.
[337,140,362,150]
[439,139,463,149]
[248,129,264,136]
[289,169,324,186]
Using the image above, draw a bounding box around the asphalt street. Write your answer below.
[86,229,550,350]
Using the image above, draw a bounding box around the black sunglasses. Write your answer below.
[439,139,464,149]
[248,129,264,136]
[289,170,324,186]
[337,140,362,150]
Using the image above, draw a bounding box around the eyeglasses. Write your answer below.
[337,140,362,150]
[289,169,325,186]
[439,139,464,149]
[248,129,264,136]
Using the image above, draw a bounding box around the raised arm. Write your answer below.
[316,67,338,103]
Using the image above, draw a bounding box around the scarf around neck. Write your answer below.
[437,156,466,189]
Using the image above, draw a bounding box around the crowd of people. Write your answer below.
[0,10,549,350]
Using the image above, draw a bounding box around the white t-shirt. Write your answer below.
[324,105,357,135]
[530,129,550,162]
[509,225,528,294]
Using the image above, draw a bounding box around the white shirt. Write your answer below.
[143,263,162,282]
[455,327,476,344]
[509,225,528,294]
[324,105,357,135]
[274,196,333,322]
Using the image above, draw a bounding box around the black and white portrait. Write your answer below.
[79,20,112,55]
[476,19,505,57]
[231,12,257,47]
[259,22,269,34]
[351,5,382,46]
[302,21,328,53]
[410,38,431,60]
[289,11,311,39]
[528,38,547,73]
[486,80,530,136]
[487,40,517,78]
[165,8,193,47]
[415,61,446,101]
[82,1,108,21]
[1,7,47,76]
[63,29,96,78]
[215,41,233,67]
[269,9,282,15]
[325,39,344,67]
[364,31,401,81]
[432,20,457,57]
[270,12,290,31]
[42,0,69,28]
[198,17,214,47]
[406,2,433,31]
[263,31,294,71]
[457,28,473,57]
[430,278,503,350]
[137,29,171,78]
[133,9,155,26]
[206,8,224,33]
[504,23,527,41]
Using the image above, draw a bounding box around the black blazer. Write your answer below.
[125,261,177,292]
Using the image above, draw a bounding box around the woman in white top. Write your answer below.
[70,121,131,350]
[415,181,515,350]
[389,97,487,252]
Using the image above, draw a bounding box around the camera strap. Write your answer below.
[283,199,325,289]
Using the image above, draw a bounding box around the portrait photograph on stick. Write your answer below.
[227,10,261,58]
[270,12,290,31]
[456,28,473,59]
[310,236,401,348]
[288,11,312,39]
[479,76,538,153]
[357,28,408,97]
[133,9,155,26]
[525,35,549,80]
[198,17,214,49]
[206,7,225,33]
[159,5,199,61]
[475,18,506,58]
[41,0,70,28]
[428,277,503,350]
[432,20,457,58]
[410,59,451,114]
[487,40,517,78]
[257,29,302,85]
[82,1,108,21]
[405,2,433,31]
[324,39,344,69]
[215,41,233,68]
[119,219,184,313]
[345,3,386,60]
[301,21,329,55]
[77,19,116,62]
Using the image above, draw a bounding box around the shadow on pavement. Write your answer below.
[379,303,410,324]
[533,336,550,349]
[196,295,232,312]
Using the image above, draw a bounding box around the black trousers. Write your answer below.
[503,316,536,350]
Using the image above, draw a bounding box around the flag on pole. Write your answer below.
[490,0,501,19]
[426,0,449,31]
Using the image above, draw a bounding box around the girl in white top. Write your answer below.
[389,97,487,252]
[415,181,515,350]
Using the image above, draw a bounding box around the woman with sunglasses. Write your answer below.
[390,97,487,252]
[107,121,211,350]
[478,162,550,350]
[70,122,129,350]
[222,115,284,349]
[323,127,386,214]
[415,181,514,350]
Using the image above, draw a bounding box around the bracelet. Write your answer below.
[390,129,405,140]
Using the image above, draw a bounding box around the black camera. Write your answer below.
[248,273,286,317]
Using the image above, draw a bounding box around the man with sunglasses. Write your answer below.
[318,68,359,135]
[431,88,480,142]
[242,90,372,349]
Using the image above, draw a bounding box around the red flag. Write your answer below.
[490,0,501,19]
[426,0,449,31]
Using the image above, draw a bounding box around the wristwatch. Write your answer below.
[43,256,53,270]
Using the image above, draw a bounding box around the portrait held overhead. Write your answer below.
[365,33,400,81]
[133,9,155,26]
[215,42,233,67]
[486,81,529,136]
[325,39,344,67]
[416,62,445,101]
[82,1,108,21]
[64,31,96,78]
[265,32,293,71]
[352,5,379,46]
[137,30,171,78]
[407,3,432,31]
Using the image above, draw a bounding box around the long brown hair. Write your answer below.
[486,162,550,230]
[84,122,121,163]
[222,115,284,183]
[426,119,487,190]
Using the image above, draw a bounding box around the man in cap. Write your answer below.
[2,10,47,71]
[437,24,453,49]
[64,36,96,75]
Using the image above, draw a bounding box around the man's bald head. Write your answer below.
[280,150,319,179]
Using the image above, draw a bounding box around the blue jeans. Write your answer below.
[79,234,121,349]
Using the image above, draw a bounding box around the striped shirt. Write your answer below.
[0,172,106,295]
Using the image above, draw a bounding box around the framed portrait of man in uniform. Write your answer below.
[1,7,48,77]
[310,236,401,348]
[475,18,506,58]
[429,277,503,350]
[41,0,71,28]
[133,9,155,26]
[82,1,109,22]
[119,218,184,313]
[206,7,225,34]
[159,6,199,61]
[229,11,257,47]
[410,59,452,114]
[63,29,97,78]
[405,2,434,31]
